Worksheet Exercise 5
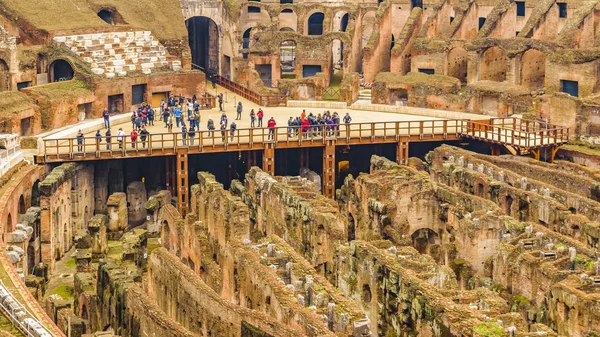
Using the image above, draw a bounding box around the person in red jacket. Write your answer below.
[130,129,138,149]
[257,108,264,127]
[301,118,310,139]
[267,117,276,140]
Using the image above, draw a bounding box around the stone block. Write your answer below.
[107,192,128,232]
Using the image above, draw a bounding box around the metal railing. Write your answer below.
[41,120,467,161]
[459,118,569,148]
[0,145,20,162]
[0,280,54,336]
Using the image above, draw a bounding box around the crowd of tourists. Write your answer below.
[76,93,354,151]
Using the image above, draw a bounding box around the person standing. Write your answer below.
[218,93,224,112]
[105,129,112,150]
[117,128,125,149]
[220,122,227,142]
[189,113,197,132]
[167,113,174,133]
[343,112,352,124]
[332,112,341,136]
[95,129,102,151]
[76,129,84,152]
[148,108,154,126]
[163,107,170,127]
[257,108,264,127]
[211,74,216,89]
[267,117,276,140]
[236,102,243,120]
[250,109,256,128]
[103,108,110,129]
[220,113,228,128]
[207,116,215,137]
[188,125,196,145]
[181,124,188,146]
[230,121,237,142]
[287,117,294,138]
[174,105,182,128]
[130,129,138,148]
[140,127,149,148]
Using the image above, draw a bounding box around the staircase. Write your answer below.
[53,31,182,78]
[355,87,372,105]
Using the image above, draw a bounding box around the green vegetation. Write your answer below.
[50,285,74,299]
[0,312,25,336]
[473,321,504,337]
[0,91,35,118]
[25,80,92,100]
[65,258,76,268]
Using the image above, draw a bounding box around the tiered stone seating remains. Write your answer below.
[53,31,182,78]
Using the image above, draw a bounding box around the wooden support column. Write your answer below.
[530,148,541,161]
[490,144,502,156]
[247,150,257,171]
[176,148,189,217]
[396,136,409,165]
[323,139,336,199]
[299,148,309,168]
[263,143,275,175]
[550,145,560,164]
[166,156,175,196]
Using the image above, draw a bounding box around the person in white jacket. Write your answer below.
[117,128,125,149]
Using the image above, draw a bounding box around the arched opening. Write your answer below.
[49,59,74,82]
[279,9,297,31]
[361,284,372,303]
[476,183,485,197]
[0,59,9,92]
[280,27,294,32]
[31,180,40,207]
[18,195,26,214]
[7,213,12,232]
[280,40,296,79]
[390,34,395,51]
[340,13,349,32]
[97,9,115,24]
[520,49,545,90]
[411,228,439,254]
[480,47,509,82]
[332,39,344,71]
[186,16,220,74]
[242,28,252,49]
[361,11,377,48]
[27,244,35,274]
[504,195,513,216]
[162,220,170,250]
[307,13,325,35]
[81,304,89,320]
[447,47,468,84]
[347,213,355,241]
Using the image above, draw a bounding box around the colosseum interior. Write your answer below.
[0,0,598,336]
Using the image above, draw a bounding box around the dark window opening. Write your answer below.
[20,118,32,136]
[242,28,252,49]
[248,6,261,13]
[558,3,567,18]
[307,13,325,35]
[478,17,486,30]
[132,84,146,105]
[411,0,423,9]
[302,65,322,78]
[560,80,578,97]
[450,16,454,23]
[341,13,349,32]
[418,68,435,75]
[17,81,31,91]
[98,9,114,24]
[280,0,293,3]
[50,59,74,82]
[281,8,293,13]
[516,31,520,36]
[516,1,525,17]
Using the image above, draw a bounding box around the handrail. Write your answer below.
[214,75,288,107]
[460,119,569,148]
[0,279,55,337]
[41,120,468,161]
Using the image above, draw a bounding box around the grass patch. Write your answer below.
[147,238,161,255]
[0,91,35,118]
[473,321,503,337]
[281,73,296,79]
[25,80,92,101]
[65,258,76,268]
[0,313,25,336]
[50,285,74,299]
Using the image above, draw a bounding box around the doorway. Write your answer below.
[108,94,124,114]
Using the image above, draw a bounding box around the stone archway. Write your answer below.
[332,39,344,70]
[0,59,9,91]
[333,11,349,32]
[49,59,74,82]
[480,47,509,82]
[186,16,220,75]
[307,12,325,35]
[520,49,545,90]
[361,11,377,47]
[447,47,468,84]
[279,9,297,31]
[18,195,26,214]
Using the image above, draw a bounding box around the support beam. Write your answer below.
[176,148,189,217]
[396,136,409,165]
[323,139,336,199]
[299,148,309,168]
[263,143,275,176]
[550,145,560,164]
[490,144,502,156]
[247,150,257,171]
[166,156,175,196]
[530,148,541,161]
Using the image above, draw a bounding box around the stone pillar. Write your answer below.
[88,214,108,257]
[106,193,128,234]
[127,181,148,226]
[145,190,172,234]
[94,163,109,214]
